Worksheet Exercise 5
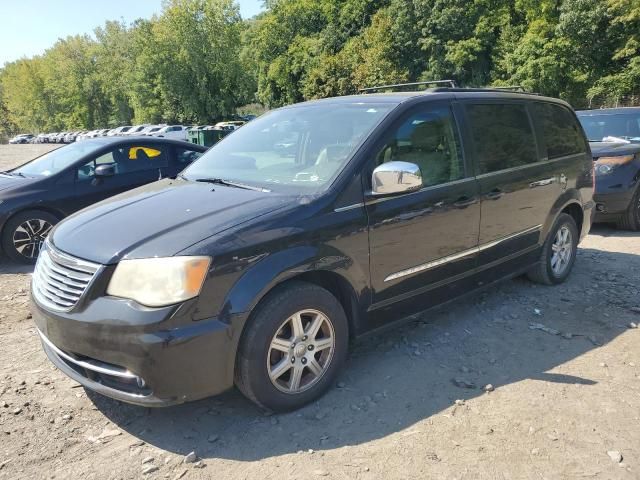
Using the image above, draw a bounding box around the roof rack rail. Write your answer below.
[489,85,527,92]
[429,86,542,96]
[359,80,457,93]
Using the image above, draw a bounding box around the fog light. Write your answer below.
[596,203,606,213]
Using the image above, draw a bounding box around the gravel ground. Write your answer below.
[0,145,639,479]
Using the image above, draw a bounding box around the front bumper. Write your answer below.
[32,295,247,407]
[593,188,636,222]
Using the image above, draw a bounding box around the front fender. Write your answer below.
[220,244,367,320]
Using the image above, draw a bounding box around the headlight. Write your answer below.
[594,154,635,175]
[107,256,211,307]
[595,163,614,175]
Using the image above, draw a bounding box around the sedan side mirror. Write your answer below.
[371,161,422,196]
[94,163,116,178]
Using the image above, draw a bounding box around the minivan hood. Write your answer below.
[50,179,290,264]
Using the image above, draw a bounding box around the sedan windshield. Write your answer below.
[578,113,640,142]
[13,141,105,176]
[182,103,394,194]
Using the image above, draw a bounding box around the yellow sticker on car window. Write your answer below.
[129,147,162,160]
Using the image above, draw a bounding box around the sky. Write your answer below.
[0,0,264,66]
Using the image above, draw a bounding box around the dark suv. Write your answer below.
[577,107,640,230]
[31,86,594,412]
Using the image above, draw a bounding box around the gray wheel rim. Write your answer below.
[267,309,335,394]
[550,225,573,276]
[13,219,53,259]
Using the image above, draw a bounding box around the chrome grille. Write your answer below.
[32,242,101,312]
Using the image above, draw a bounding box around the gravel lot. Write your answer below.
[0,144,639,479]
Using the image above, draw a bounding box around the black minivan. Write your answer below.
[31,87,594,411]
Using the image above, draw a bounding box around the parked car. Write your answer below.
[123,124,150,136]
[0,137,206,264]
[8,134,34,144]
[139,125,164,136]
[107,126,133,137]
[214,121,245,131]
[577,107,640,230]
[63,131,82,143]
[76,131,91,141]
[30,86,593,412]
[151,125,189,141]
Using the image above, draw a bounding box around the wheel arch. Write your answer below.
[1,206,65,239]
[542,190,586,242]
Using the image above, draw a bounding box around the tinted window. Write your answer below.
[578,112,640,142]
[534,103,586,158]
[176,147,204,166]
[466,103,538,174]
[77,145,167,181]
[376,105,464,187]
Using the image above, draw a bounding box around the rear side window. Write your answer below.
[533,103,587,159]
[466,103,538,174]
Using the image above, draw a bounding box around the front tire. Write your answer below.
[1,210,59,264]
[235,281,349,412]
[616,187,640,231]
[527,213,579,285]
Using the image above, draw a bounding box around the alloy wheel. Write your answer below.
[550,225,573,276]
[12,219,53,259]
[267,309,335,394]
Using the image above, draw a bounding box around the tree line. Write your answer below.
[1,0,639,138]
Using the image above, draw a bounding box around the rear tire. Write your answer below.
[235,281,349,412]
[1,210,59,264]
[527,213,578,285]
[616,187,640,231]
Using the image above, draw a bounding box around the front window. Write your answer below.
[77,145,167,181]
[182,103,394,194]
[579,112,640,142]
[14,141,106,177]
[375,105,464,187]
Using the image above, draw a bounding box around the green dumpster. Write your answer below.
[187,130,200,144]
[188,128,230,147]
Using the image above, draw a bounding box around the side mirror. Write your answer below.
[371,161,422,196]
[94,163,116,178]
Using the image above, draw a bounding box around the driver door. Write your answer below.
[73,144,168,211]
[366,101,481,311]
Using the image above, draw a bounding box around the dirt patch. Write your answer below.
[0,144,60,171]
[0,145,638,479]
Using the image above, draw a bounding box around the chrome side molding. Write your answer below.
[384,224,543,282]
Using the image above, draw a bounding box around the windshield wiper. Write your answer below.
[194,177,270,192]
[0,171,25,177]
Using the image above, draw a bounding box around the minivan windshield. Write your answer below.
[13,141,105,177]
[578,112,640,142]
[182,103,394,194]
